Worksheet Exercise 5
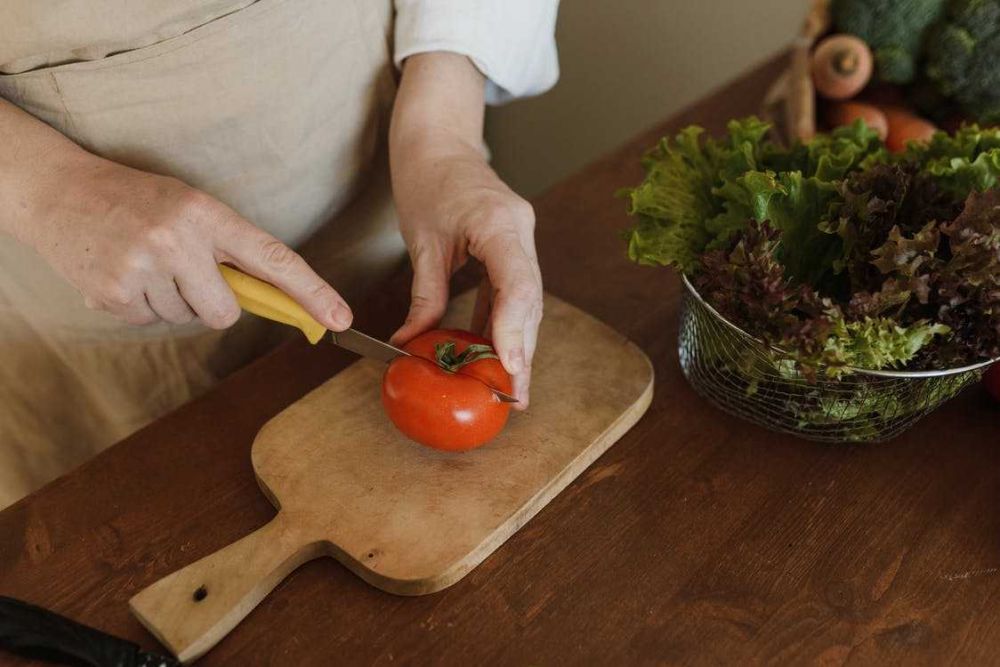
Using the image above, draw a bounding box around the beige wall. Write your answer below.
[485,1,810,198]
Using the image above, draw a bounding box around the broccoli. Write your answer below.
[925,0,1000,124]
[832,0,947,83]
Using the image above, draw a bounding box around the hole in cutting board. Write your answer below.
[193,585,208,602]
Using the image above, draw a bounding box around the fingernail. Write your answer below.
[505,347,525,375]
[331,303,352,329]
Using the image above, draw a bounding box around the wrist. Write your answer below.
[0,139,95,249]
[390,51,487,161]
[391,122,485,168]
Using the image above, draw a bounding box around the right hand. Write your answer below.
[26,154,352,330]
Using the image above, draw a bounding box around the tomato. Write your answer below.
[985,363,1000,403]
[382,329,513,451]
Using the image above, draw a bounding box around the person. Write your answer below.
[0,1,559,509]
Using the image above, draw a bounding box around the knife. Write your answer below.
[218,265,518,403]
[0,596,179,667]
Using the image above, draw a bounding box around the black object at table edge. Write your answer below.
[0,596,178,667]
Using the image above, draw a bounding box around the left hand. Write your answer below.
[388,53,542,407]
[390,138,542,407]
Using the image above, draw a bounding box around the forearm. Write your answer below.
[390,51,487,163]
[0,97,91,246]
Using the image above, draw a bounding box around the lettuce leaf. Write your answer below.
[856,188,1000,367]
[622,117,883,277]
[693,220,818,346]
[903,124,1000,197]
[623,118,777,271]
[827,161,963,296]
[622,118,997,376]
[761,120,886,180]
[933,189,1000,363]
[623,127,723,272]
[693,220,948,377]
[804,315,949,377]
[707,171,843,286]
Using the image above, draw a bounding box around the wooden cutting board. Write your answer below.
[130,290,654,663]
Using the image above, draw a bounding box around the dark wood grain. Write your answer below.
[4,51,1000,666]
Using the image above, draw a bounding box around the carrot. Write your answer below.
[880,106,938,152]
[811,34,874,100]
[826,101,888,140]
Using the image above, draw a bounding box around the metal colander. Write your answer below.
[678,276,994,443]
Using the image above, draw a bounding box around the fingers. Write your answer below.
[476,231,543,408]
[144,278,196,325]
[391,240,451,345]
[502,297,541,410]
[522,299,543,368]
[472,276,540,405]
[215,215,352,331]
[86,294,159,327]
[512,298,543,407]
[174,256,242,330]
[470,276,493,336]
[122,299,160,326]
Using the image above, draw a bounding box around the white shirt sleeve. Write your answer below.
[393,0,560,105]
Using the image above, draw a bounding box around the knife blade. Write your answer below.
[326,328,518,403]
[219,265,518,403]
[328,328,409,364]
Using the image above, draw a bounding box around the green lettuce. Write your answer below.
[623,117,884,280]
[760,120,886,180]
[708,171,843,287]
[903,124,1000,196]
[804,315,949,376]
[623,118,772,272]
[623,117,1000,377]
[623,127,716,272]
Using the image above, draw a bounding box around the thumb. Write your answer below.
[215,214,352,331]
[391,243,451,345]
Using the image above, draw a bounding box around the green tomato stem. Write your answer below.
[433,341,500,373]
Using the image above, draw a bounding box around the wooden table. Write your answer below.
[3,53,999,666]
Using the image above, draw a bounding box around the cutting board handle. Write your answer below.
[129,513,318,664]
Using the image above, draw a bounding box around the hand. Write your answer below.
[391,140,542,407]
[390,53,543,407]
[25,153,352,331]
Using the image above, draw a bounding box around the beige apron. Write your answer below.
[0,0,407,508]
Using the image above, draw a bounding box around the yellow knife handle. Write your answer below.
[218,265,327,344]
